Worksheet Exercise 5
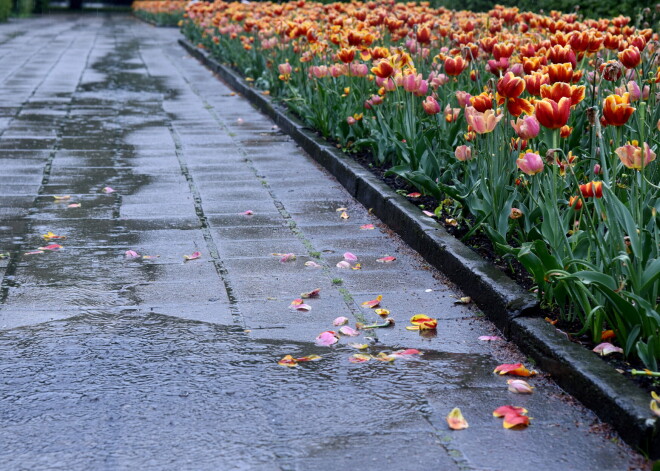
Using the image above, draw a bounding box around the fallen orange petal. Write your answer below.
[407,192,422,198]
[410,314,438,330]
[362,295,383,308]
[493,363,537,377]
[53,195,71,201]
[374,308,390,317]
[42,231,66,240]
[348,353,371,363]
[295,355,321,362]
[301,288,321,299]
[183,251,202,261]
[278,355,298,367]
[503,413,530,429]
[37,244,63,251]
[446,407,469,430]
[492,405,528,418]
[601,330,616,341]
[360,224,375,230]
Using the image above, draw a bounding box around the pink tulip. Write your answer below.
[464,106,502,134]
[455,90,472,108]
[350,62,369,77]
[615,142,656,170]
[510,115,540,140]
[422,96,441,115]
[278,62,292,76]
[454,145,474,161]
[516,151,544,175]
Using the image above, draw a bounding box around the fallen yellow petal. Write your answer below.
[446,408,469,430]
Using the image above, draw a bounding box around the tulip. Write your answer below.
[497,72,526,98]
[464,106,502,134]
[560,125,573,138]
[535,97,571,129]
[568,195,583,211]
[455,91,472,108]
[444,56,468,76]
[546,63,573,84]
[337,48,355,63]
[614,81,641,101]
[422,96,441,115]
[371,59,394,78]
[593,164,601,175]
[349,62,369,77]
[602,93,635,127]
[579,181,603,199]
[510,115,540,140]
[516,151,544,175]
[454,145,473,161]
[540,82,585,106]
[615,141,656,170]
[509,208,523,219]
[618,46,641,69]
[308,65,328,79]
[469,92,493,112]
[525,72,550,96]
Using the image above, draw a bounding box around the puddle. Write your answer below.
[0,310,492,470]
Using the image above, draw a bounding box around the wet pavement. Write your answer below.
[0,14,647,471]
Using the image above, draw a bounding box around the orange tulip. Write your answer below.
[546,44,577,68]
[492,42,515,60]
[370,59,394,78]
[540,82,585,106]
[444,55,468,76]
[522,56,545,74]
[579,181,603,199]
[535,97,571,129]
[615,141,656,170]
[469,92,493,112]
[505,97,534,117]
[602,93,635,127]
[524,72,550,96]
[546,63,573,84]
[569,195,583,211]
[337,48,355,63]
[496,72,525,98]
[618,46,641,69]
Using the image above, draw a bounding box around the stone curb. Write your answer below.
[179,38,659,457]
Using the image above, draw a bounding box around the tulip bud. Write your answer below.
[517,151,544,175]
[422,96,441,115]
[454,145,474,161]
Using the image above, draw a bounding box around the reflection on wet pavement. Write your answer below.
[0,14,645,471]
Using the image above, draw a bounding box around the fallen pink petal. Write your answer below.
[478,336,503,341]
[376,256,396,263]
[184,251,202,261]
[67,203,81,208]
[240,210,254,215]
[348,354,371,363]
[422,210,435,217]
[38,244,63,251]
[593,342,624,356]
[301,288,321,299]
[315,331,338,346]
[390,348,422,358]
[103,186,116,194]
[336,260,351,269]
[125,250,140,259]
[304,261,322,268]
[279,253,296,263]
[343,252,358,261]
[333,316,349,326]
[507,379,534,394]
[360,224,375,230]
[24,251,44,256]
[339,326,360,337]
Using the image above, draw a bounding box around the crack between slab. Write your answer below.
[164,46,375,338]
[134,34,243,326]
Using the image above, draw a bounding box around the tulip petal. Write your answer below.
[376,256,396,263]
[103,186,115,194]
[349,343,369,350]
[278,355,298,367]
[333,316,349,326]
[67,203,81,208]
[301,288,321,299]
[305,261,322,268]
[184,251,202,261]
[279,253,296,263]
[349,353,371,363]
[340,211,349,219]
[410,314,438,330]
[351,263,362,270]
[24,251,44,256]
[336,260,351,269]
[42,231,66,240]
[493,363,537,377]
[343,252,358,261]
[478,335,502,341]
[493,405,528,418]
[503,413,530,429]
[391,348,422,358]
[362,295,382,308]
[53,195,71,201]
[374,308,390,317]
[125,250,140,259]
[240,210,254,215]
[315,331,338,346]
[446,408,469,430]
[360,224,375,230]
[38,244,63,251]
[507,379,534,394]
[296,355,321,362]
[593,342,623,356]
[339,326,360,337]
[407,192,422,198]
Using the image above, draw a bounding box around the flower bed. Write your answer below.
[181,1,660,371]
[132,0,186,26]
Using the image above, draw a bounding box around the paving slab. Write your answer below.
[0,13,647,471]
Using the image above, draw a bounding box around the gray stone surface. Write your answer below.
[0,14,647,471]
